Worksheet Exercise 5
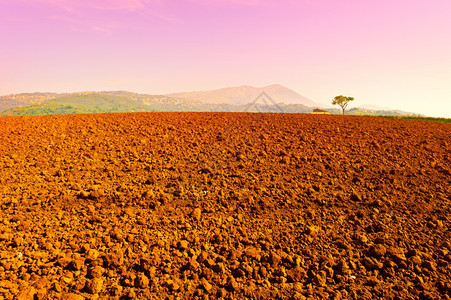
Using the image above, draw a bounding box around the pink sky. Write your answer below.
[1,0,450,117]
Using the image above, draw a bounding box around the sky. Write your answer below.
[1,0,450,117]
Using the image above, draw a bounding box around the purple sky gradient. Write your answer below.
[1,0,450,117]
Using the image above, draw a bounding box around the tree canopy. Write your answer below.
[332,95,355,115]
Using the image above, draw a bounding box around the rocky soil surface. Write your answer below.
[0,112,450,299]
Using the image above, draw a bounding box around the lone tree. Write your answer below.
[332,95,355,115]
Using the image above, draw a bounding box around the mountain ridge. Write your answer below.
[167,84,321,107]
[0,85,424,117]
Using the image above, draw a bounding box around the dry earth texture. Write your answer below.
[0,112,450,300]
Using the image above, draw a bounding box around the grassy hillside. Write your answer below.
[377,115,451,124]
[0,92,315,115]
[0,93,59,111]
[2,91,447,122]
[0,93,153,116]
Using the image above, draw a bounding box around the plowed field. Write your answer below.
[0,112,450,299]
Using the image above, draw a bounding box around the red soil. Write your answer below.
[0,112,450,299]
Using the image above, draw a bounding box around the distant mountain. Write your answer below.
[356,104,393,111]
[167,84,321,107]
[0,86,425,117]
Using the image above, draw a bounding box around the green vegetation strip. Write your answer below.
[377,115,451,124]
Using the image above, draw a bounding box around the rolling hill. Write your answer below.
[0,92,202,116]
[0,85,426,117]
[0,93,60,111]
[0,86,319,116]
[0,92,150,116]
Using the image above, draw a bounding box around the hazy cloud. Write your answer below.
[33,0,153,12]
[187,0,265,5]
[18,0,173,34]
